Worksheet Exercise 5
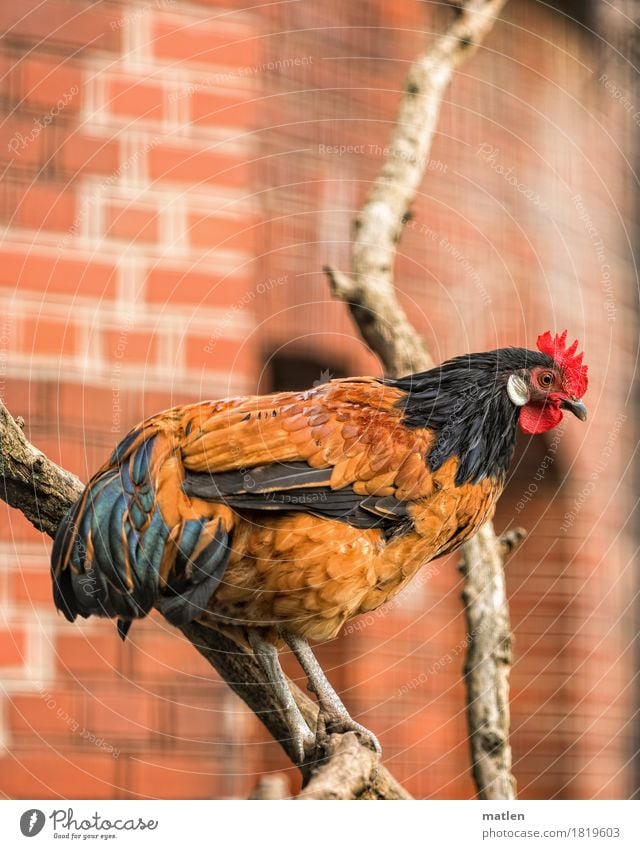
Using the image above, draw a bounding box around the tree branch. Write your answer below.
[0,399,83,537]
[297,732,380,800]
[326,0,510,377]
[324,0,517,799]
[459,525,517,799]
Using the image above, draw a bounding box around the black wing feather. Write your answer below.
[182,462,412,538]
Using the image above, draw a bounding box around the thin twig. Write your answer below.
[499,527,527,557]
[459,526,517,799]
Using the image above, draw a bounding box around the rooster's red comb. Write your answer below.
[536,330,588,397]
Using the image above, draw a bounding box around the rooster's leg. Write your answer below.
[247,629,315,765]
[282,631,381,754]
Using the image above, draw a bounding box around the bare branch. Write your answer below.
[248,774,289,800]
[0,401,83,537]
[325,0,516,800]
[327,0,510,377]
[459,525,517,799]
[297,733,379,800]
[324,263,433,377]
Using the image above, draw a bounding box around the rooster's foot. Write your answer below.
[248,629,315,766]
[317,709,381,754]
[282,630,382,757]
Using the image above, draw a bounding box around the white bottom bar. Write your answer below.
[1,799,638,848]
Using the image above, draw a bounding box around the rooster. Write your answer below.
[51,330,588,762]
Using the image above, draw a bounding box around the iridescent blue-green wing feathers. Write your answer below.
[50,413,231,636]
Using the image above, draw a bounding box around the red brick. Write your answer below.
[127,625,212,683]
[102,328,157,365]
[0,2,121,53]
[183,334,257,377]
[15,181,76,232]
[22,316,76,356]
[0,502,44,545]
[56,131,119,177]
[0,178,22,223]
[10,567,54,605]
[148,145,248,188]
[105,203,159,243]
[190,89,255,127]
[187,211,256,252]
[107,78,165,122]
[175,0,247,6]
[0,116,48,168]
[0,751,119,799]
[9,690,79,735]
[0,628,27,666]
[124,753,227,800]
[56,630,125,680]
[169,691,226,741]
[87,689,160,739]
[57,384,123,430]
[145,268,253,308]
[18,54,82,114]
[152,19,258,69]
[0,49,15,98]
[0,250,117,298]
[130,390,196,421]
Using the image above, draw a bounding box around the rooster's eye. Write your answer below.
[538,371,554,388]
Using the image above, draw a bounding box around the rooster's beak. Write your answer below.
[560,397,587,422]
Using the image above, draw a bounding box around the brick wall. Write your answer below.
[0,0,265,800]
[0,0,637,799]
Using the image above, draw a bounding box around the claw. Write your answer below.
[291,725,317,766]
[323,715,381,754]
[302,731,318,763]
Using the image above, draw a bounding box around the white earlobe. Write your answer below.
[507,374,530,407]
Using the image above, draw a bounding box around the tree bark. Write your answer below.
[0,400,83,537]
[459,525,517,799]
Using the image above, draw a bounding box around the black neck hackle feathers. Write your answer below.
[388,347,555,486]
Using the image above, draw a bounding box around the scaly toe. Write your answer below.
[292,729,317,766]
[323,715,381,754]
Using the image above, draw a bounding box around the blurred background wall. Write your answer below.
[0,0,637,799]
